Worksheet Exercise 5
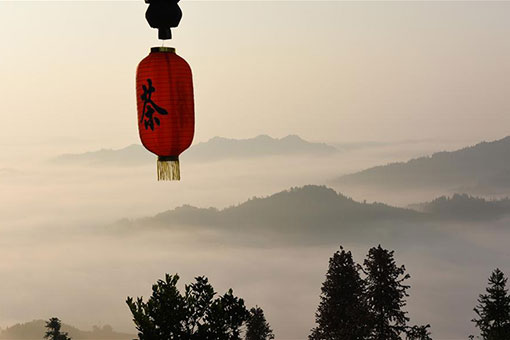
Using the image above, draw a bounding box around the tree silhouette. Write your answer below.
[206,288,249,340]
[246,306,274,340]
[472,268,510,340]
[364,245,410,340]
[126,274,249,340]
[406,324,432,340]
[43,318,71,340]
[309,247,371,340]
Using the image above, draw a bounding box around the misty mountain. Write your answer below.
[52,135,337,166]
[186,134,337,160]
[334,136,510,192]
[117,185,423,244]
[409,193,510,221]
[116,185,510,245]
[52,144,153,166]
[0,320,134,340]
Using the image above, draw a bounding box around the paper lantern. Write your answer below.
[136,47,194,180]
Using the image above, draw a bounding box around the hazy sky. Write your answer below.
[1,1,510,152]
[2,2,510,339]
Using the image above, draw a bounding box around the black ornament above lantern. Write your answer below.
[145,0,182,40]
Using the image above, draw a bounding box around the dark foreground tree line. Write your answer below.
[310,245,430,340]
[42,245,509,340]
[470,268,510,340]
[126,274,273,340]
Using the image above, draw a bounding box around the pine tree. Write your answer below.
[364,245,410,340]
[473,268,510,340]
[43,318,71,340]
[309,246,371,340]
[246,306,274,340]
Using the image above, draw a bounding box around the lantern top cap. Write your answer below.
[151,47,176,53]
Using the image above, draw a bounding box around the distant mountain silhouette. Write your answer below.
[117,185,423,244]
[53,135,337,166]
[409,194,510,221]
[114,185,510,245]
[186,135,336,160]
[0,320,134,340]
[335,136,510,192]
[53,144,152,166]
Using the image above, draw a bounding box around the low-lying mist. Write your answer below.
[3,214,510,339]
[0,137,507,339]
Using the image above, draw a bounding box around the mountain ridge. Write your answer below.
[334,136,510,193]
[409,193,510,221]
[119,185,510,235]
[52,135,337,166]
[120,185,424,240]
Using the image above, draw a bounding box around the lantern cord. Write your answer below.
[157,158,180,181]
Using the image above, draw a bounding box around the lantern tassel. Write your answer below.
[157,156,180,181]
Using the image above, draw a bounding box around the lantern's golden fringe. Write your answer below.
[157,160,180,181]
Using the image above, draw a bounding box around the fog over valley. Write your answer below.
[1,135,510,339]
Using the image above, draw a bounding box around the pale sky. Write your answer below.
[2,3,510,338]
[1,1,510,152]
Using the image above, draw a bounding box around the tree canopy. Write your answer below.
[43,318,71,340]
[126,274,250,340]
[364,245,410,340]
[473,268,510,340]
[246,306,274,340]
[310,245,431,340]
[310,247,371,340]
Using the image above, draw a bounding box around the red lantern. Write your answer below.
[136,47,194,180]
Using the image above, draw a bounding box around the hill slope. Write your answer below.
[409,194,510,221]
[115,185,510,245]
[335,136,510,192]
[126,185,422,235]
